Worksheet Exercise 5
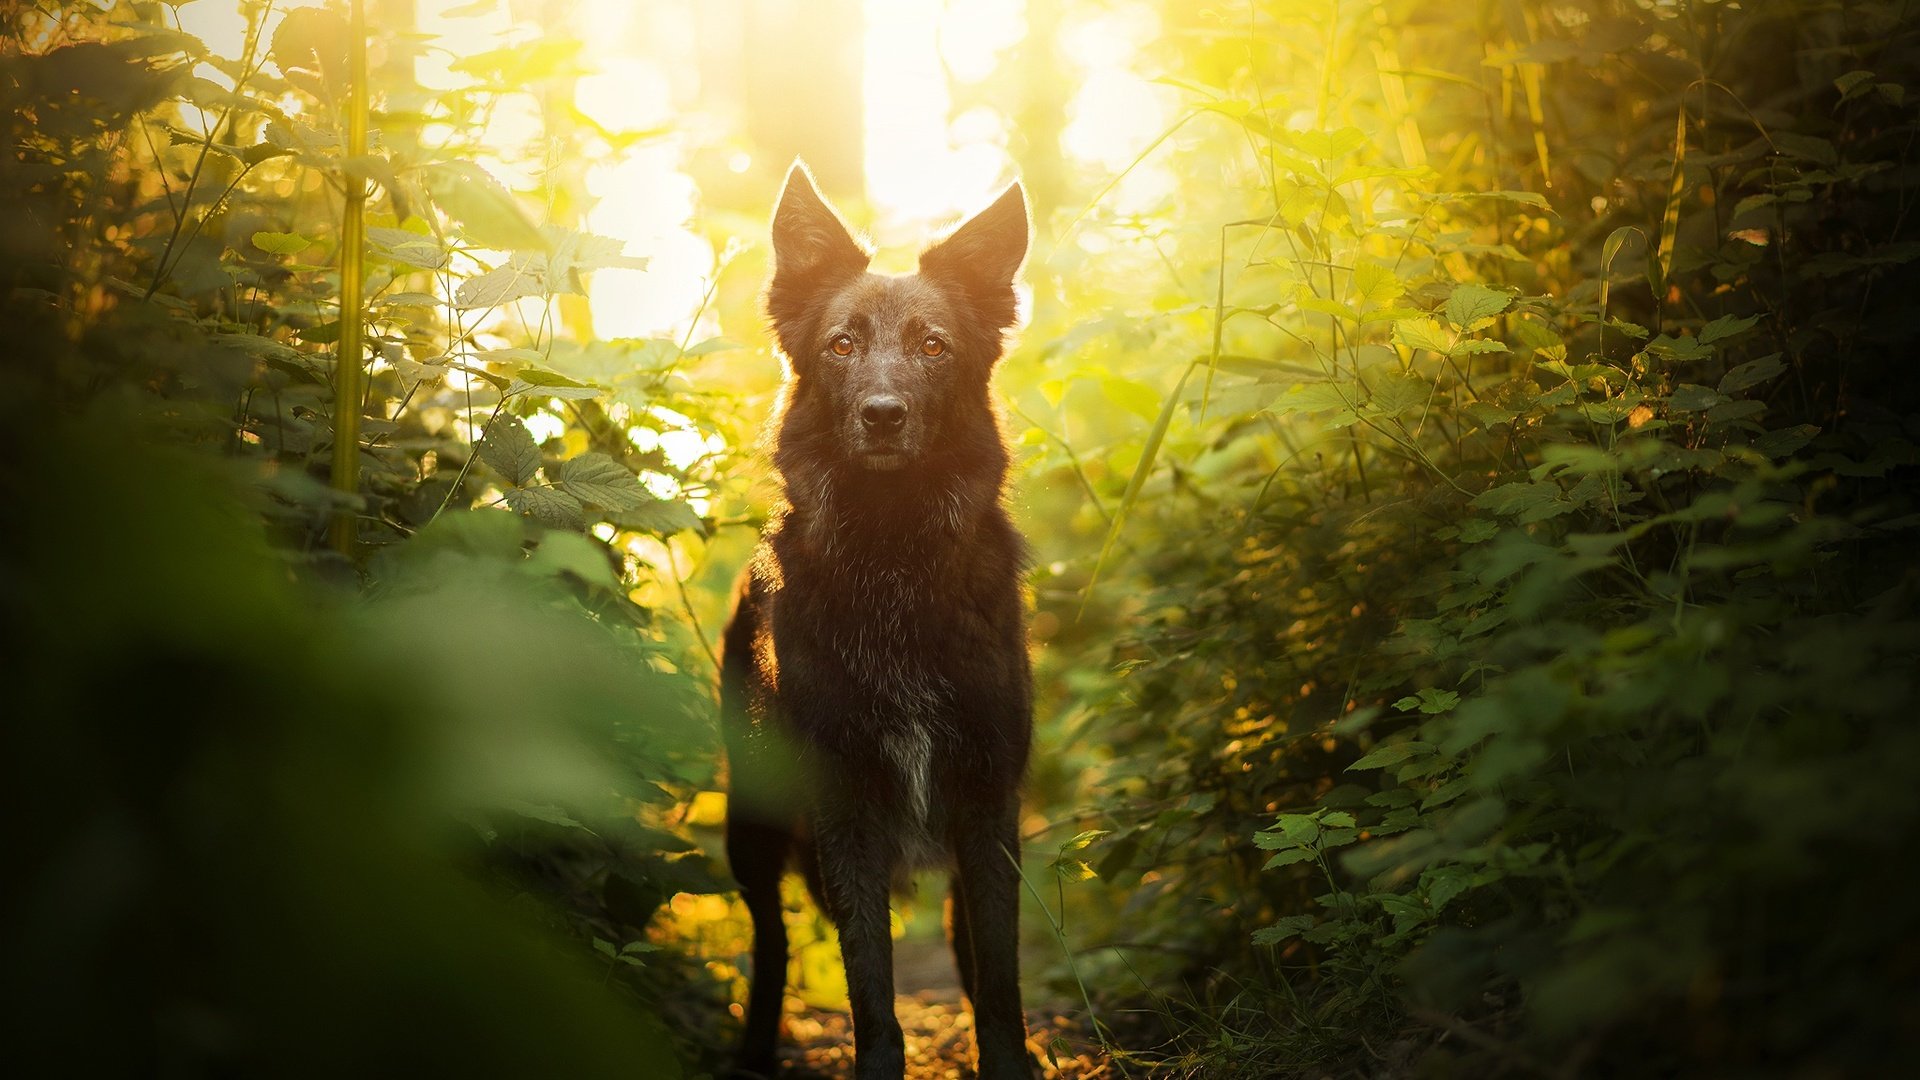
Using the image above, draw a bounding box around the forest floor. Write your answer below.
[767,936,1114,1079]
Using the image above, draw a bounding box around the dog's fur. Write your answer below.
[720,164,1035,1080]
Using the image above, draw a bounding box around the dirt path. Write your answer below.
[774,996,1111,1079]
[770,938,1112,1079]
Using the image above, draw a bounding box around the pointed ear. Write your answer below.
[918,183,1030,325]
[770,161,869,281]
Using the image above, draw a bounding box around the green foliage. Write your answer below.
[1015,0,1920,1074]
[8,0,1920,1075]
[0,1,729,1071]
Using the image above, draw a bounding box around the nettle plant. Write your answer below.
[109,1,726,561]
[9,0,742,1035]
[1024,0,1919,1070]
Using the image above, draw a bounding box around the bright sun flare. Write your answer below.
[175,0,1171,341]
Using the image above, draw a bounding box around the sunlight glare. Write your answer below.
[576,59,670,135]
[584,146,711,340]
[938,0,1026,83]
[416,0,515,92]
[862,0,1016,240]
[173,1,307,130]
[1060,7,1177,214]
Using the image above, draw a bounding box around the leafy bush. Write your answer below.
[1016,0,1920,1073]
[2,3,729,1072]
[8,0,1918,1075]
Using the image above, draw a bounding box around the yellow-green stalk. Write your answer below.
[328,0,370,555]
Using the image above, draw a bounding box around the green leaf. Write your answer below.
[1667,384,1728,413]
[1349,740,1435,771]
[376,291,441,308]
[509,367,604,400]
[526,531,619,589]
[1102,376,1163,422]
[367,227,450,271]
[1290,126,1367,160]
[1451,339,1512,357]
[680,336,741,358]
[1270,381,1359,426]
[1600,226,1645,318]
[1262,848,1316,869]
[1773,131,1837,166]
[1651,106,1686,301]
[447,39,585,84]
[503,484,585,528]
[558,452,647,510]
[1423,189,1553,211]
[251,231,313,255]
[1253,830,1301,851]
[1052,858,1097,882]
[455,263,545,309]
[1350,262,1405,310]
[1719,354,1786,395]
[1393,688,1461,715]
[505,800,592,832]
[1367,373,1431,416]
[1060,829,1111,853]
[478,414,541,487]
[1457,517,1499,543]
[611,498,703,536]
[1274,814,1320,845]
[1835,69,1876,100]
[1444,284,1511,331]
[1471,480,1562,518]
[1251,915,1316,945]
[1698,313,1759,346]
[1393,316,1457,355]
[422,160,548,251]
[1753,424,1818,459]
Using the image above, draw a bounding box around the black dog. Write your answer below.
[720,162,1035,1080]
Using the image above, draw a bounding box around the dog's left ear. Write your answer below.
[919,183,1030,329]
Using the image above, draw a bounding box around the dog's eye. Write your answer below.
[920,337,945,358]
[829,334,854,357]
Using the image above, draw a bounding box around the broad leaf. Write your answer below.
[503,484,584,528]
[1444,283,1512,331]
[478,414,541,487]
[1720,354,1786,395]
[422,160,547,251]
[612,498,703,536]
[557,452,647,510]
[509,367,604,400]
[251,231,312,255]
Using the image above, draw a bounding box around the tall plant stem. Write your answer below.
[328,0,371,555]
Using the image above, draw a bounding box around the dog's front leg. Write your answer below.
[814,795,906,1079]
[954,794,1034,1078]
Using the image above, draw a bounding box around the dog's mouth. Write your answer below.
[860,452,907,472]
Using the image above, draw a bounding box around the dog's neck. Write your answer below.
[775,455,1004,560]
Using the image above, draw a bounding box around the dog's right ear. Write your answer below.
[770,161,869,284]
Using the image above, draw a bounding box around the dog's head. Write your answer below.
[765,162,1029,476]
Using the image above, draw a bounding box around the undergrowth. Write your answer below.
[5,1,1918,1076]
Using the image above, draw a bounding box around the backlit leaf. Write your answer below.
[478,414,541,487]
[1393,317,1456,355]
[503,484,584,528]
[1444,283,1511,331]
[557,452,646,510]
[422,160,547,251]
[251,231,312,255]
[1350,262,1404,310]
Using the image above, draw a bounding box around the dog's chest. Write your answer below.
[773,550,966,827]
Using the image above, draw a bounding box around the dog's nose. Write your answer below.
[860,395,907,431]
